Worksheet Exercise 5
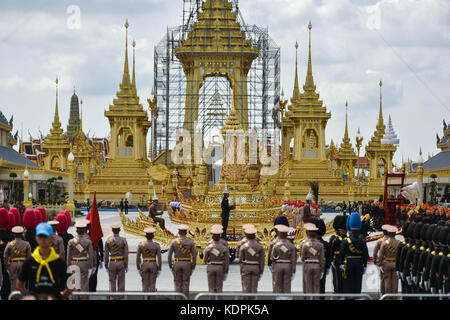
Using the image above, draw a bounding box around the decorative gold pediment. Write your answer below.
[148,164,170,182]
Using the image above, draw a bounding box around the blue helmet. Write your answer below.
[347,212,362,231]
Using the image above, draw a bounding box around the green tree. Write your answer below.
[307,181,320,205]
[9,172,17,202]
[428,174,441,205]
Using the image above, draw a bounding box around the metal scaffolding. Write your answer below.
[152,0,281,162]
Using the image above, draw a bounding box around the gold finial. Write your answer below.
[121,19,131,87]
[281,89,284,97]
[52,76,61,129]
[132,39,136,92]
[304,20,315,90]
[344,101,349,140]
[419,147,422,156]
[377,80,384,130]
[293,41,300,100]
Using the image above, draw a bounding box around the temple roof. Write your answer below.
[0,111,9,126]
[176,0,257,57]
[221,105,243,134]
[423,150,450,171]
[0,145,40,168]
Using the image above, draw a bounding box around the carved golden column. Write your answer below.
[23,167,32,208]
[66,152,76,222]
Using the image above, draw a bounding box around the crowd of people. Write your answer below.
[0,194,448,300]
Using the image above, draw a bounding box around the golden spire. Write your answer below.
[121,19,131,87]
[377,80,384,129]
[132,39,136,93]
[344,101,350,142]
[304,21,316,91]
[52,77,61,129]
[292,41,301,101]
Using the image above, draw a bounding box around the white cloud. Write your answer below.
[0,0,447,166]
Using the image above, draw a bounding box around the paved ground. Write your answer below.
[70,209,399,299]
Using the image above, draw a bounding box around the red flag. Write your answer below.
[89,192,103,251]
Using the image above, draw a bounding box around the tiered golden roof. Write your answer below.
[41,78,71,171]
[176,0,258,64]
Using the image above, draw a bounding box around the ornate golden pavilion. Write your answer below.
[36,0,404,250]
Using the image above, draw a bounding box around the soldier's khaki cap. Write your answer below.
[275,225,290,233]
[304,223,318,231]
[144,227,156,234]
[11,226,24,233]
[244,224,257,234]
[242,224,252,231]
[177,224,189,231]
[81,219,91,225]
[110,222,122,229]
[381,224,390,231]
[75,221,87,228]
[385,225,398,233]
[48,220,59,226]
[212,224,223,230]
[211,225,222,234]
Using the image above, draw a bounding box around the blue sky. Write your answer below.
[0,0,449,166]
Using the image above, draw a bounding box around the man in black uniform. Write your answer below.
[314,219,331,298]
[0,208,13,300]
[436,227,449,295]
[338,213,369,294]
[221,189,235,240]
[401,222,418,294]
[429,225,446,295]
[422,224,437,295]
[329,214,347,293]
[414,224,430,293]
[119,199,124,213]
[87,224,104,292]
[396,221,410,295]
[124,198,129,215]
[441,232,450,295]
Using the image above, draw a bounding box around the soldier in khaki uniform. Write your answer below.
[373,224,389,296]
[203,225,230,294]
[136,227,161,295]
[268,225,282,287]
[271,225,296,293]
[148,196,165,230]
[239,224,265,294]
[104,222,129,300]
[80,220,91,241]
[67,221,95,300]
[48,221,65,259]
[3,226,31,291]
[299,223,325,297]
[168,224,196,299]
[378,225,401,298]
[236,224,252,260]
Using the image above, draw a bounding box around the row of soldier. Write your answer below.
[1,209,448,299]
